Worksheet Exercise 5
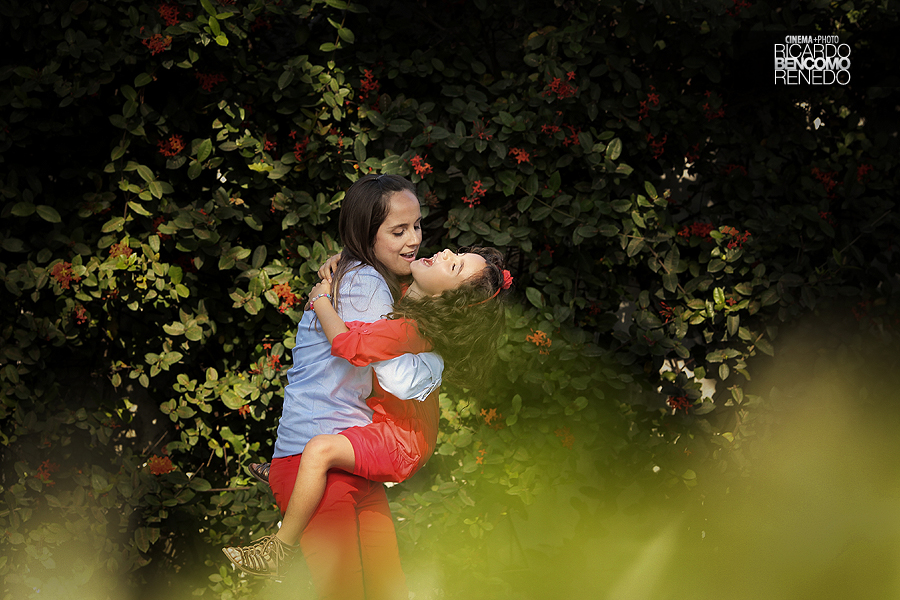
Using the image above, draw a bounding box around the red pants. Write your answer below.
[269,454,407,600]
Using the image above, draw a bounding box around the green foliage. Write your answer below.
[1,0,898,598]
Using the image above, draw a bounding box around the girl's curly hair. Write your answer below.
[388,247,509,387]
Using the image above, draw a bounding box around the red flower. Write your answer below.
[73,304,88,325]
[157,134,184,157]
[857,163,873,183]
[195,72,227,92]
[142,33,172,56]
[238,405,252,417]
[157,3,180,26]
[472,118,493,141]
[359,69,380,101]
[541,124,561,135]
[646,133,667,159]
[554,427,575,448]
[50,262,80,289]
[35,460,60,485]
[722,164,747,176]
[410,154,433,176]
[480,408,503,430]
[677,222,714,242]
[463,180,487,208]
[109,242,133,258]
[563,124,581,147]
[293,135,310,162]
[508,147,530,164]
[273,283,297,312]
[148,455,175,475]
[526,329,552,355]
[667,395,692,413]
[542,75,578,100]
[726,0,753,16]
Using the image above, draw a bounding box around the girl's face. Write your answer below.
[372,190,422,277]
[407,249,487,299]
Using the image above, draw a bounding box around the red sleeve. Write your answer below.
[331,318,432,366]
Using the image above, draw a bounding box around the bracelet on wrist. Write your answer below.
[308,293,332,310]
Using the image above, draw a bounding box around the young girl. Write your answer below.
[223,246,511,578]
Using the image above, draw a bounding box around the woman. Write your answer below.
[263,174,441,599]
[224,246,510,578]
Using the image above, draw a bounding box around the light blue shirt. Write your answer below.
[273,264,443,458]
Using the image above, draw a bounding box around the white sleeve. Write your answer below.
[339,266,443,401]
[372,351,444,401]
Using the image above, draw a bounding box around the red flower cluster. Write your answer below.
[410,154,433,176]
[508,147,530,164]
[273,283,297,313]
[726,0,753,16]
[251,15,272,31]
[472,118,493,141]
[264,136,277,153]
[158,2,180,26]
[480,407,503,430]
[51,262,80,289]
[526,329,552,355]
[702,92,726,120]
[542,72,578,100]
[678,222,714,242]
[109,242,133,258]
[541,124,560,135]
[554,427,575,449]
[267,354,281,370]
[638,85,660,121]
[722,164,747,176]
[659,301,675,324]
[142,33,172,56]
[148,455,175,475]
[667,395,692,413]
[195,72,226,92]
[359,69,380,101]
[857,163,873,183]
[811,167,839,197]
[563,124,581,147]
[73,304,88,325]
[158,134,184,157]
[646,133,667,159]
[463,180,486,208]
[35,460,60,485]
[720,226,752,249]
[819,211,835,225]
[290,132,310,162]
[685,143,700,163]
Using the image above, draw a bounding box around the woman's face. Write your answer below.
[372,190,422,277]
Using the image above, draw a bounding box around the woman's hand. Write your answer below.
[317,251,342,283]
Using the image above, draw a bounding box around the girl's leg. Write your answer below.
[275,433,356,546]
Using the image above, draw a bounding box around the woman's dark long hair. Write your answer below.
[329,174,418,313]
[388,247,509,388]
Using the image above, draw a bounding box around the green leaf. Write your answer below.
[200,0,217,16]
[606,138,622,160]
[134,73,153,87]
[197,139,213,162]
[525,287,544,308]
[36,205,61,223]
[11,202,35,217]
[136,165,154,182]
